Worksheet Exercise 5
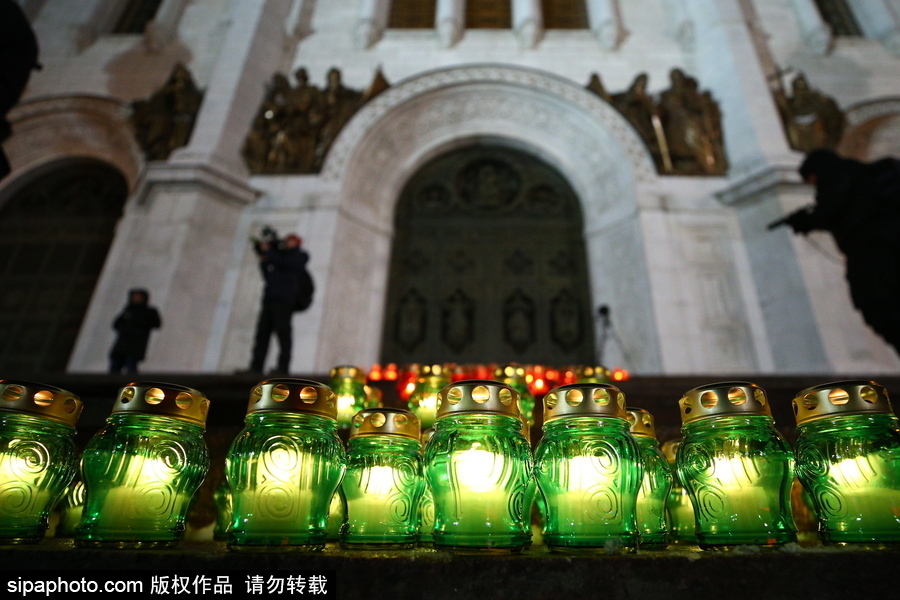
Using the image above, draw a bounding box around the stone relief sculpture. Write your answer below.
[773,72,846,152]
[131,63,204,161]
[243,67,390,174]
[588,70,728,175]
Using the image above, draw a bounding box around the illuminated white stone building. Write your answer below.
[2,0,899,375]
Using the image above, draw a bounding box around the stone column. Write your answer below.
[355,0,390,49]
[512,0,543,49]
[849,0,900,56]
[436,0,464,48]
[586,0,626,50]
[145,0,190,52]
[68,0,293,373]
[684,0,833,372]
[789,0,833,55]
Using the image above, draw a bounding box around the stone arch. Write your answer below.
[314,64,661,370]
[0,95,143,200]
[839,97,900,161]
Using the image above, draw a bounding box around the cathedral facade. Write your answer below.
[2,0,899,375]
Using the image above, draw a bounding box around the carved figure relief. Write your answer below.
[550,288,583,352]
[243,67,389,174]
[395,289,427,352]
[773,72,846,152]
[131,63,203,161]
[442,289,475,352]
[503,289,535,353]
[589,70,728,175]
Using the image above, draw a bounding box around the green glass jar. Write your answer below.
[417,428,435,545]
[792,380,900,544]
[676,382,797,549]
[0,381,82,544]
[535,383,642,551]
[341,408,424,548]
[77,383,209,548]
[329,366,372,429]
[661,439,697,544]
[424,380,532,553]
[627,408,673,549]
[226,379,345,551]
[213,478,231,541]
[55,478,86,538]
[494,365,537,427]
[408,365,450,430]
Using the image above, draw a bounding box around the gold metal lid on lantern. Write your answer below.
[792,380,894,426]
[350,408,420,440]
[0,379,83,427]
[436,380,521,419]
[543,383,627,421]
[246,379,336,420]
[661,439,681,463]
[678,381,771,424]
[111,382,209,426]
[627,407,657,438]
[575,365,611,383]
[329,365,365,382]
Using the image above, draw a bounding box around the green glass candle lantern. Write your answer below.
[226,379,345,551]
[661,439,697,544]
[535,383,642,551]
[424,380,533,553]
[0,380,82,544]
[627,408,673,549]
[213,478,231,541]
[55,478,86,538]
[408,365,450,430]
[341,408,424,548]
[77,383,209,548]
[494,365,537,427]
[417,428,435,545]
[574,365,612,384]
[792,380,900,544]
[329,366,371,429]
[676,382,797,548]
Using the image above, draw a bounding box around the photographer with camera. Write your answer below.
[245,227,312,375]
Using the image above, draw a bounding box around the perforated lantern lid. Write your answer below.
[678,381,771,424]
[0,379,83,428]
[329,365,365,382]
[627,407,658,438]
[543,383,627,422]
[436,380,520,419]
[246,378,336,420]
[350,408,420,440]
[792,380,894,425]
[111,382,209,426]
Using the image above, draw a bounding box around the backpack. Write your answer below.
[294,265,315,312]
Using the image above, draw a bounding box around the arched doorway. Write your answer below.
[0,159,128,373]
[381,144,595,365]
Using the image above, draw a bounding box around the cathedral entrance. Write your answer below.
[0,160,128,373]
[381,145,595,366]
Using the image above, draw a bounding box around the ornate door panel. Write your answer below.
[0,161,127,373]
[381,145,595,365]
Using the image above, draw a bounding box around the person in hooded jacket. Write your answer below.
[109,289,162,374]
[779,149,900,355]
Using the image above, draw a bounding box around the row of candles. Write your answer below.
[0,371,897,551]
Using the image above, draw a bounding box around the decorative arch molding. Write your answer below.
[315,64,661,370]
[326,64,657,239]
[839,97,900,160]
[1,95,143,199]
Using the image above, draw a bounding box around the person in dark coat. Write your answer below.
[779,149,900,355]
[0,0,40,180]
[109,289,162,374]
[248,233,309,375]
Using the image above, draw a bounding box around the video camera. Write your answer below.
[251,225,285,254]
